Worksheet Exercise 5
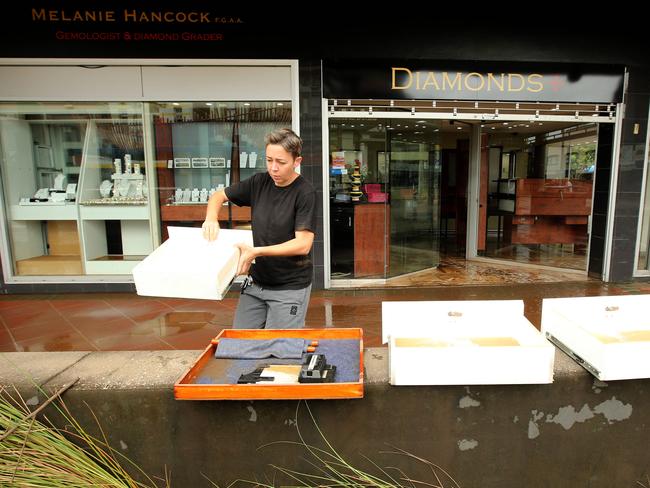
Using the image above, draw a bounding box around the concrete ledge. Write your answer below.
[1,348,648,487]
[0,347,583,389]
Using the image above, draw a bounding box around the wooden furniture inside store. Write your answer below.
[354,203,390,277]
[509,179,592,245]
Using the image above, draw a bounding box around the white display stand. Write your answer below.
[133,227,253,300]
[11,204,78,221]
[542,295,650,380]
[383,300,555,385]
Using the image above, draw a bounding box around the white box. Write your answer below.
[210,157,226,168]
[542,295,650,380]
[174,158,191,168]
[191,157,208,168]
[132,227,253,300]
[384,301,555,385]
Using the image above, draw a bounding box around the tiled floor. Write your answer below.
[2,277,650,352]
[368,256,590,287]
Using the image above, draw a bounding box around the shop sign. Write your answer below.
[323,61,625,103]
[0,3,257,57]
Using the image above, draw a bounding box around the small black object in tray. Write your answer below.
[299,353,336,383]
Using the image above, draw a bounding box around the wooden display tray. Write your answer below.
[175,328,364,400]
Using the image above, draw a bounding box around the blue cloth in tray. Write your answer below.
[196,339,361,384]
[214,338,308,359]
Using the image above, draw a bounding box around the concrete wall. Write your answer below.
[1,348,649,487]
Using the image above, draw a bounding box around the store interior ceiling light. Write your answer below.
[328,99,617,121]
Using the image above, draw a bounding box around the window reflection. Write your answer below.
[480,122,597,270]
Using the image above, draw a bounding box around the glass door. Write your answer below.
[329,118,388,279]
[477,121,598,270]
[328,117,442,281]
[387,124,442,277]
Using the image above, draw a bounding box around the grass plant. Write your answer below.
[0,383,169,488]
[227,401,461,488]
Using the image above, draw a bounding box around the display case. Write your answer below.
[151,102,291,239]
[0,102,152,277]
[0,116,85,275]
[0,101,292,279]
[0,62,298,285]
[77,117,152,275]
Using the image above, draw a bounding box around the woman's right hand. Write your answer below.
[202,219,220,241]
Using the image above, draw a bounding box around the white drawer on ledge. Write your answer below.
[542,295,650,381]
[80,205,149,220]
[382,300,525,344]
[383,301,554,385]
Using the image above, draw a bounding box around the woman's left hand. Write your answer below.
[235,243,258,276]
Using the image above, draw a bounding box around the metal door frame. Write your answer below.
[323,101,620,288]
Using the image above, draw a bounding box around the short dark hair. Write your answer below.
[265,128,302,160]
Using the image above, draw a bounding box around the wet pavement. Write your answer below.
[2,279,650,352]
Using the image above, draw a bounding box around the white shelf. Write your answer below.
[80,205,149,220]
[11,204,78,221]
[111,173,145,180]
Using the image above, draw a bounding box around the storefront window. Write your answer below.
[479,122,597,270]
[0,101,292,279]
[148,101,291,240]
[0,102,147,277]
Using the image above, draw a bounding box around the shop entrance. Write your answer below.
[327,115,470,284]
[324,100,617,288]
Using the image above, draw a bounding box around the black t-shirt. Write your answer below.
[225,172,317,289]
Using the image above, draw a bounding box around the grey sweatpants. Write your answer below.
[233,281,311,329]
